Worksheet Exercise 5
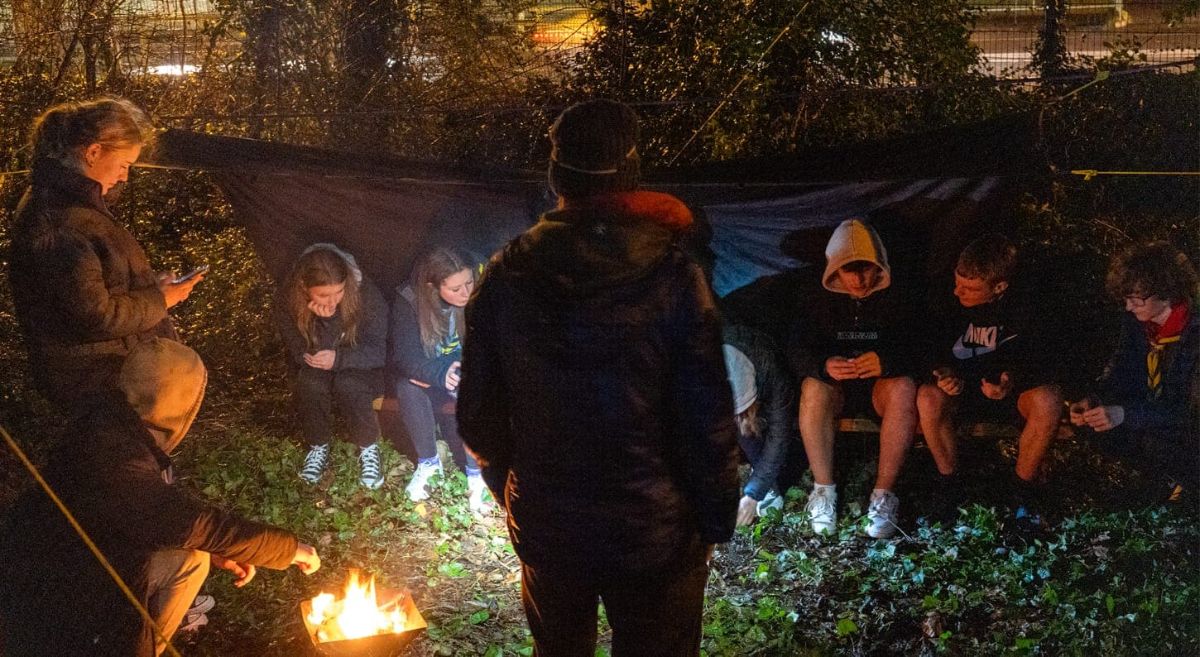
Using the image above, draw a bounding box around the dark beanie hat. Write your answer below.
[548,99,641,199]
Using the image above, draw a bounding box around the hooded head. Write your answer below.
[548,99,641,200]
[118,338,207,454]
[822,219,891,298]
[723,345,758,415]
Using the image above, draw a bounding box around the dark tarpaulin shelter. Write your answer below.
[144,112,1046,342]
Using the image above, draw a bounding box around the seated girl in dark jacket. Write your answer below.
[390,247,489,511]
[1069,241,1199,500]
[276,244,388,489]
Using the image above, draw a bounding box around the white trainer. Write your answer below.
[866,490,901,539]
[756,489,784,516]
[805,486,838,535]
[405,460,443,502]
[467,473,493,514]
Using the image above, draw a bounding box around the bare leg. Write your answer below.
[1015,385,1063,482]
[799,377,843,486]
[917,383,959,475]
[872,377,918,491]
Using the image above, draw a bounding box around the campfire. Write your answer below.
[301,569,426,656]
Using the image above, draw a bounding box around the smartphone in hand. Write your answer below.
[173,264,210,284]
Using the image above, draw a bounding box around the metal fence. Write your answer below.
[2,1,1196,78]
[973,0,1200,75]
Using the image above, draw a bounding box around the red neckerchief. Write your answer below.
[1143,300,1190,342]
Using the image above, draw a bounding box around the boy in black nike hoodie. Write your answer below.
[917,234,1063,525]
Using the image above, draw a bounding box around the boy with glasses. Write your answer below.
[1069,241,1198,502]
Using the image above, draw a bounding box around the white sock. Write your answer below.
[813,483,837,496]
[871,488,891,500]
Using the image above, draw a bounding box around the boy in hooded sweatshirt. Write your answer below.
[0,339,321,657]
[457,99,739,657]
[917,234,1063,527]
[788,219,919,539]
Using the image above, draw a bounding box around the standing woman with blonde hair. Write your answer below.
[390,247,489,511]
[9,97,203,406]
[276,244,389,489]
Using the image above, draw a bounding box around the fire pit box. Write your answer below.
[300,589,427,657]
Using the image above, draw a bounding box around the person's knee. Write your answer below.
[1020,385,1062,423]
[177,549,210,582]
[917,383,950,418]
[334,370,381,399]
[800,377,838,411]
[877,377,916,410]
[294,369,330,398]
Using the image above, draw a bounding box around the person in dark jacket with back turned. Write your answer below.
[723,324,796,526]
[0,339,321,657]
[9,97,203,408]
[1069,241,1199,502]
[457,99,740,657]
[275,243,389,489]
[788,219,919,540]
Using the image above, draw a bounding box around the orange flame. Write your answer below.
[305,569,410,643]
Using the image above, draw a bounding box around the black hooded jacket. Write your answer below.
[457,191,740,574]
[0,392,298,657]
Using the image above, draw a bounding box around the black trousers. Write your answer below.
[393,380,477,470]
[292,367,381,448]
[1096,426,1200,491]
[520,555,709,657]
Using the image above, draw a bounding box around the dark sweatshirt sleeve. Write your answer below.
[878,288,921,379]
[786,308,825,382]
[389,289,459,388]
[743,347,793,501]
[48,228,168,341]
[334,278,387,371]
[669,264,741,544]
[1000,297,1058,390]
[457,270,515,501]
[93,452,298,570]
[273,291,310,367]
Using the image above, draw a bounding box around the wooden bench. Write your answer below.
[837,418,1074,439]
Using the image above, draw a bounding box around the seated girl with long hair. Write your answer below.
[276,244,388,489]
[390,247,489,512]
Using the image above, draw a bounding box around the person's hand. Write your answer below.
[736,495,758,527]
[304,350,336,370]
[1068,395,1101,427]
[212,555,256,588]
[849,351,882,379]
[825,356,858,381]
[292,543,321,574]
[156,271,204,309]
[444,361,462,391]
[980,372,1012,400]
[933,369,964,396]
[307,299,338,318]
[1083,405,1125,432]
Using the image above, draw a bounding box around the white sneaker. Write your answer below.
[467,474,493,514]
[405,460,443,502]
[299,444,331,484]
[866,490,901,539]
[358,444,385,489]
[756,489,784,516]
[805,486,838,534]
[179,594,214,633]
